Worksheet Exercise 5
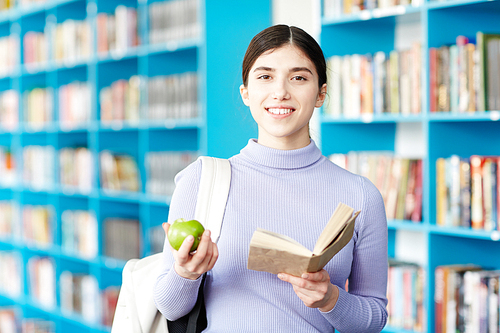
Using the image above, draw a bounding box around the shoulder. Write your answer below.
[174,157,203,186]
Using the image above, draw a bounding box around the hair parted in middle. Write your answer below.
[241,24,327,89]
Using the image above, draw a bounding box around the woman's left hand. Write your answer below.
[278,269,339,312]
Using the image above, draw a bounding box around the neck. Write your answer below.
[257,128,311,150]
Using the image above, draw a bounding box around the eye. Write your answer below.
[292,75,307,81]
[257,74,271,80]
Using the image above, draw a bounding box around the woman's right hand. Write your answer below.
[163,222,219,280]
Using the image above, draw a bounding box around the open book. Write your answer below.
[247,203,360,277]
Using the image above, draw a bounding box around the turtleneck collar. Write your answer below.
[238,139,324,170]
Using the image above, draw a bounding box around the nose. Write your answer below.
[272,80,290,100]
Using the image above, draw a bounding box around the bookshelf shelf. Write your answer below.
[0,0,271,331]
[321,0,500,331]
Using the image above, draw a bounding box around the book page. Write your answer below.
[313,203,354,255]
[249,228,312,257]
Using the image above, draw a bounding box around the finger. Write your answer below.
[191,230,212,265]
[206,243,219,271]
[278,273,308,288]
[302,270,330,283]
[162,222,170,234]
[176,234,195,264]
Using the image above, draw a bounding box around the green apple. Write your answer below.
[167,218,205,252]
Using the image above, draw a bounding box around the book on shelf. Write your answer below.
[59,147,93,193]
[100,150,141,192]
[100,76,142,124]
[0,34,20,77]
[0,308,21,333]
[330,152,423,222]
[102,286,120,327]
[22,205,53,246]
[97,6,139,55]
[58,82,91,129]
[104,218,141,261]
[146,151,198,197]
[0,201,20,239]
[387,259,425,332]
[0,90,19,131]
[23,88,53,129]
[28,256,56,309]
[435,265,499,333]
[437,154,499,231]
[477,32,500,112]
[430,32,500,114]
[60,271,100,323]
[247,202,359,277]
[51,19,92,64]
[61,210,98,259]
[23,146,55,191]
[324,43,421,118]
[0,251,23,298]
[148,0,200,45]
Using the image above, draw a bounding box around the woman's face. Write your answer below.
[240,44,327,150]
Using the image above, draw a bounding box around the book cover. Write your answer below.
[470,155,484,229]
[247,203,359,277]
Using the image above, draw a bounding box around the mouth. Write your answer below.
[266,107,295,115]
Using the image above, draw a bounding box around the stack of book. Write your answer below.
[99,75,142,124]
[436,155,499,231]
[430,32,500,113]
[97,5,139,55]
[99,150,140,192]
[330,152,422,221]
[325,43,421,118]
[23,146,55,190]
[59,147,93,193]
[58,82,91,129]
[148,0,200,44]
[23,88,53,129]
[103,217,141,261]
[434,265,499,333]
[61,210,98,259]
[147,72,198,120]
[0,90,19,130]
[0,35,19,77]
[387,259,426,332]
[146,151,197,197]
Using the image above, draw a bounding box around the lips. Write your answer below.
[266,107,295,115]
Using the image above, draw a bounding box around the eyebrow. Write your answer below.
[253,66,314,75]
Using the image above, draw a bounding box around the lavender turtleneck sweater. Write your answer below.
[154,139,388,332]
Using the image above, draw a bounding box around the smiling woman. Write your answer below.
[154,24,389,333]
[240,44,326,150]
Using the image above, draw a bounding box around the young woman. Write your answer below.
[154,25,388,332]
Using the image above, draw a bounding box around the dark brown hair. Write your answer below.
[242,25,327,88]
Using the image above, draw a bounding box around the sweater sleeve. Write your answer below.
[153,159,204,320]
[321,177,389,333]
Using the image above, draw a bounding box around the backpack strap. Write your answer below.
[194,156,231,244]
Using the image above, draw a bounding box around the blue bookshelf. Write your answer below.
[0,0,270,331]
[320,0,500,332]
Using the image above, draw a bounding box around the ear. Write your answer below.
[315,83,327,108]
[240,84,250,106]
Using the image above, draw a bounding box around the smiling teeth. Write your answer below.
[267,108,294,115]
